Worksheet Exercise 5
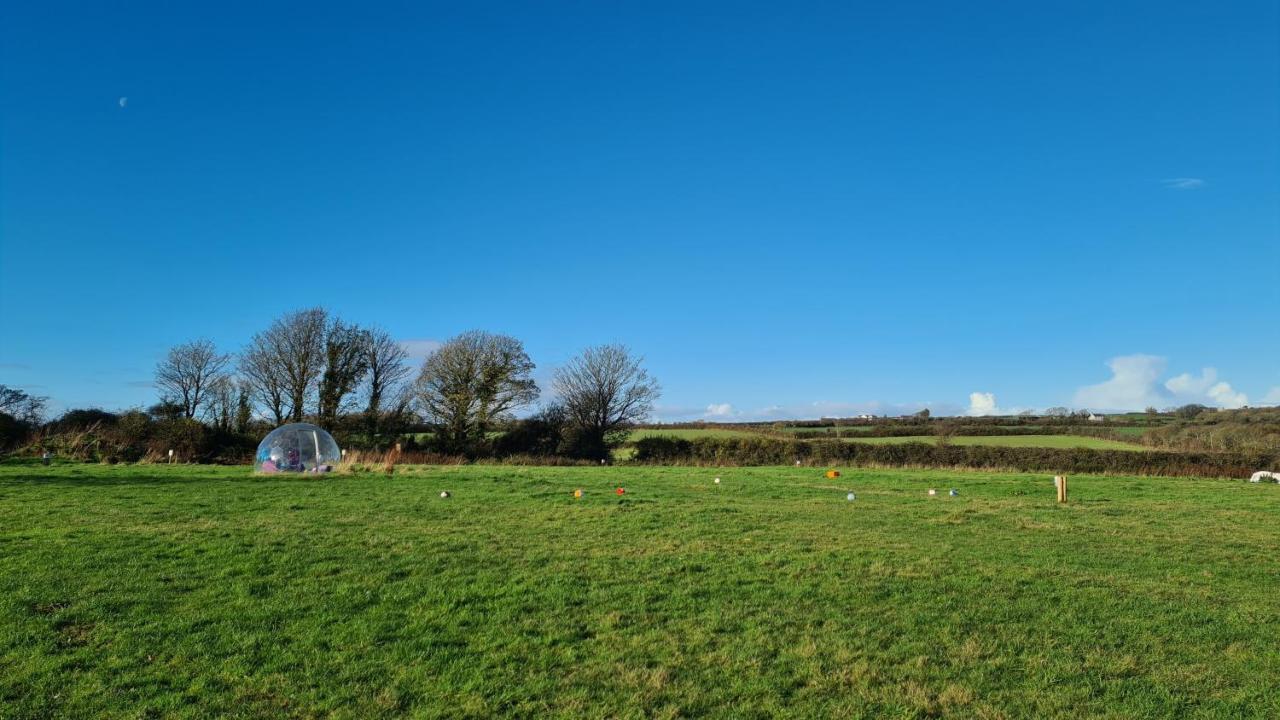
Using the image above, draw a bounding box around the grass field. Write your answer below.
[774,426,876,434]
[629,428,762,440]
[844,435,1145,450]
[1109,427,1150,437]
[2,463,1277,718]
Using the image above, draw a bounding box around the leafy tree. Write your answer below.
[235,383,253,434]
[413,331,539,453]
[56,408,119,429]
[148,401,186,422]
[1175,403,1210,419]
[552,344,659,459]
[154,339,231,419]
[317,320,371,429]
[492,404,568,457]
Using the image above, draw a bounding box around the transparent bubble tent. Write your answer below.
[254,423,341,473]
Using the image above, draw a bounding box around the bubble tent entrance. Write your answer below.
[255,423,341,473]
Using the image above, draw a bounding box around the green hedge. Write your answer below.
[631,436,1275,478]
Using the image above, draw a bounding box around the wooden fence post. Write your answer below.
[1055,475,1068,503]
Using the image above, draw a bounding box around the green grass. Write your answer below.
[844,434,1145,450]
[2,463,1277,718]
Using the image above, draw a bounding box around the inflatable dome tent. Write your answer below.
[255,423,341,473]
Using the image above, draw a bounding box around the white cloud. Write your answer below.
[1162,177,1205,190]
[1074,355,1169,410]
[704,403,736,418]
[1262,387,1280,405]
[967,392,996,416]
[1163,369,1247,408]
[965,392,1031,416]
[967,392,998,416]
[1164,368,1218,396]
[398,339,442,363]
[1074,354,1249,411]
[1206,383,1248,408]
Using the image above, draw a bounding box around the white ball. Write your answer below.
[440,491,450,498]
[714,477,721,484]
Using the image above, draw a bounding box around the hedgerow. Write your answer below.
[631,436,1275,478]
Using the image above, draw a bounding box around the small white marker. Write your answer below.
[928,488,937,496]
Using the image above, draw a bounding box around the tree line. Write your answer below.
[1,308,660,462]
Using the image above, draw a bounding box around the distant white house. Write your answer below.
[1087,413,1105,422]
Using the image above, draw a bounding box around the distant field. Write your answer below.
[1109,427,1150,437]
[844,435,1145,450]
[2,463,1276,717]
[775,426,875,434]
[629,428,761,440]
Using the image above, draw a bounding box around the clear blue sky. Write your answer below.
[2,1,1277,418]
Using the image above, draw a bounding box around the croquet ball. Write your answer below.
[928,488,937,496]
[847,492,855,501]
[714,477,721,484]
[573,489,583,498]
[826,470,841,479]
[616,487,625,495]
[440,491,450,499]
[949,489,958,497]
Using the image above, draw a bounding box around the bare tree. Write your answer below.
[364,327,412,438]
[0,385,47,425]
[154,339,231,419]
[240,308,328,423]
[240,335,287,425]
[317,320,371,429]
[276,308,329,421]
[553,344,659,458]
[204,375,239,432]
[413,330,539,453]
